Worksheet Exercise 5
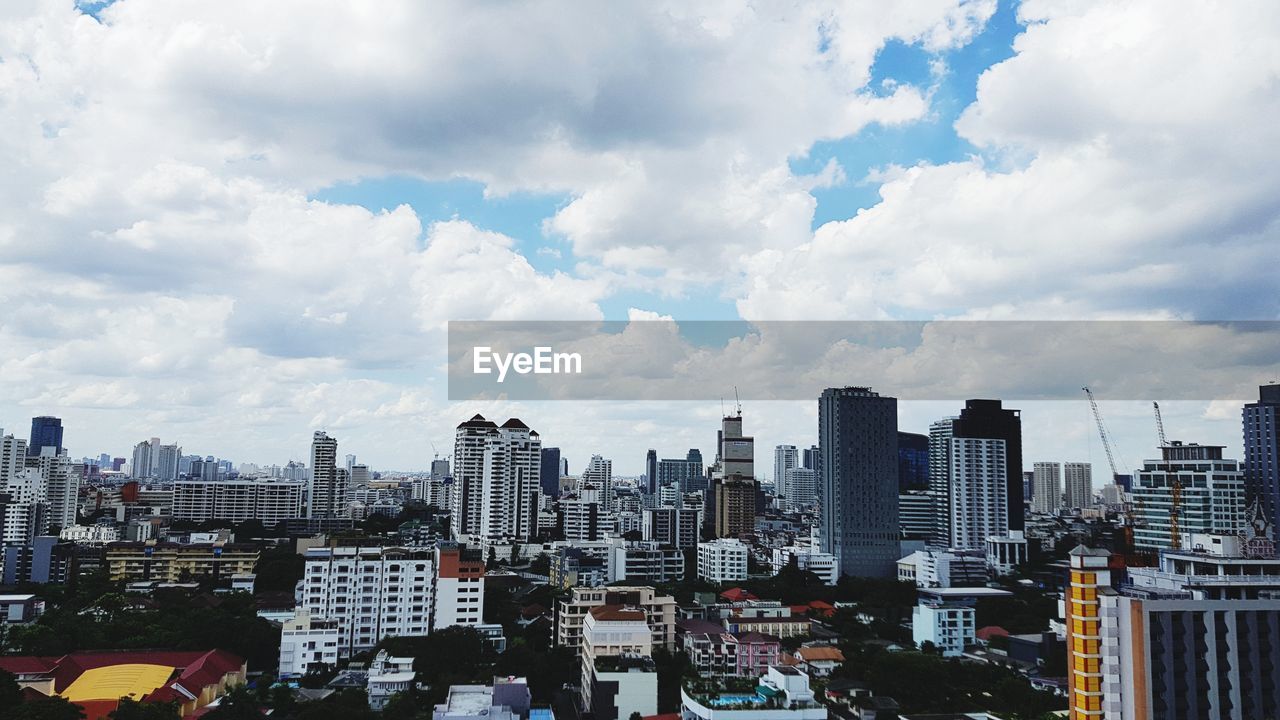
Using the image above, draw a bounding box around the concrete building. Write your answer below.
[782,467,817,510]
[773,445,798,501]
[451,416,542,543]
[582,455,613,508]
[172,478,304,525]
[1063,462,1093,510]
[929,416,1008,551]
[1244,383,1280,533]
[278,611,340,677]
[912,597,976,657]
[642,505,700,549]
[698,539,749,584]
[680,666,825,720]
[556,586,677,655]
[819,387,899,578]
[367,650,417,710]
[1031,462,1062,515]
[579,606,657,720]
[899,489,935,542]
[105,541,258,582]
[307,431,346,519]
[770,547,838,586]
[432,678,532,720]
[433,542,486,630]
[682,631,781,677]
[658,450,705,494]
[1132,442,1245,550]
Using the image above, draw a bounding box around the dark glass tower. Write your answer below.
[951,399,1024,532]
[1244,384,1280,531]
[897,431,929,492]
[28,416,64,457]
[645,448,658,495]
[819,387,899,579]
[540,447,562,497]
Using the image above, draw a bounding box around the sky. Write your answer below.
[0,0,1277,476]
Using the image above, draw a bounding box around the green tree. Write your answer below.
[199,685,262,720]
[0,670,23,713]
[106,697,180,720]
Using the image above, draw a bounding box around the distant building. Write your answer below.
[540,447,563,497]
[307,431,346,519]
[1063,462,1093,510]
[897,431,929,492]
[28,417,64,457]
[642,506,700,549]
[659,450,705,494]
[1031,462,1062,515]
[698,539,749,584]
[105,541,259,582]
[1244,383,1280,531]
[556,586,677,655]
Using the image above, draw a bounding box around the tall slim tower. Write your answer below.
[453,415,499,538]
[27,416,63,457]
[582,455,613,505]
[540,447,562,497]
[307,431,343,518]
[451,415,542,542]
[819,387,899,578]
[645,449,658,496]
[1063,462,1093,509]
[713,412,757,538]
[773,445,798,501]
[1244,383,1280,531]
[952,400,1023,531]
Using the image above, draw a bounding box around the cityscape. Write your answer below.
[4,1,1280,720]
[0,383,1277,719]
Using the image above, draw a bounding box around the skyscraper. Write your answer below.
[1063,462,1093,509]
[645,448,658,495]
[1244,383,1280,531]
[130,440,154,479]
[929,415,1008,551]
[156,444,181,482]
[582,455,613,505]
[819,387,899,578]
[658,450,704,493]
[1031,462,1062,514]
[451,415,542,542]
[307,431,345,519]
[951,400,1023,531]
[27,416,63,457]
[1132,442,1244,550]
[540,447,563,497]
[773,444,798,500]
[897,431,929,492]
[712,413,756,538]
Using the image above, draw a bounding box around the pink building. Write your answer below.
[681,631,781,677]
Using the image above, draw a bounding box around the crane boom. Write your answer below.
[1153,402,1168,447]
[1083,386,1122,481]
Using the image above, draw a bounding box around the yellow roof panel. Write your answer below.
[61,663,176,702]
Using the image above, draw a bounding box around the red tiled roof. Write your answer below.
[642,714,681,720]
[977,626,1010,641]
[796,646,844,662]
[0,656,58,675]
[719,588,758,602]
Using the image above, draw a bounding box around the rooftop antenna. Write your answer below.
[734,386,742,416]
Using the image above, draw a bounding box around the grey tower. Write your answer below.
[819,387,899,578]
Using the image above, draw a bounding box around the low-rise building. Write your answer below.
[556,586,677,655]
[105,541,259,582]
[432,677,533,720]
[682,631,781,677]
[580,606,657,720]
[680,666,826,720]
[771,547,838,586]
[279,611,341,678]
[367,650,417,710]
[0,594,43,624]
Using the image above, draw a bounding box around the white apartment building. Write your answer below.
[59,524,120,544]
[773,445,798,500]
[783,467,817,509]
[1063,462,1093,509]
[912,601,975,657]
[943,436,1008,551]
[451,416,541,543]
[2,469,47,545]
[173,479,304,525]
[698,539,749,584]
[432,542,486,630]
[298,546,437,656]
[771,547,838,586]
[278,611,340,677]
[1132,442,1245,550]
[580,606,657,720]
[1031,462,1062,514]
[367,650,417,711]
[582,455,613,507]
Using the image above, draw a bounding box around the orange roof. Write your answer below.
[976,626,1010,640]
[797,646,845,662]
[720,587,758,602]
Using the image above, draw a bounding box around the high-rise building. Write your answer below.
[27,417,63,457]
[1132,442,1245,550]
[155,444,181,482]
[1244,383,1280,531]
[1,469,47,545]
[899,489,934,542]
[582,455,613,505]
[130,440,154,479]
[641,506,700,549]
[645,449,658,496]
[307,431,346,519]
[952,400,1023,530]
[172,479,305,525]
[928,416,1008,551]
[540,447,563,497]
[1031,462,1062,514]
[451,415,541,542]
[29,452,80,531]
[1063,462,1092,509]
[658,450,704,493]
[712,413,756,538]
[897,431,929,492]
[1,433,28,484]
[1064,545,1112,720]
[773,445,798,500]
[433,542,487,631]
[819,387,899,579]
[350,464,371,486]
[783,467,817,509]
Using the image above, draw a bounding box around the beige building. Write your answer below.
[106,541,259,582]
[556,586,677,655]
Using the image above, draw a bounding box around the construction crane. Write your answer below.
[1083,387,1122,482]
[1153,401,1182,550]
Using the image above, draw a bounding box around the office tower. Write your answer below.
[155,443,181,482]
[1132,441,1245,550]
[784,467,817,509]
[130,441,153,479]
[307,431,346,519]
[658,450,705,493]
[540,447,563,497]
[1063,462,1092,509]
[773,445,798,500]
[645,449,658,495]
[897,431,929,492]
[818,387,899,578]
[350,464,371,486]
[345,454,356,474]
[98,453,111,469]
[642,506,700,549]
[582,455,613,504]
[431,457,450,478]
[712,413,756,538]
[172,478,304,524]
[899,489,934,541]
[802,445,819,471]
[1031,462,1062,514]
[1022,470,1034,504]
[27,417,63,457]
[451,415,541,542]
[1244,382,1280,531]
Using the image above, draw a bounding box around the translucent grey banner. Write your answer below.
[446,320,1280,401]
